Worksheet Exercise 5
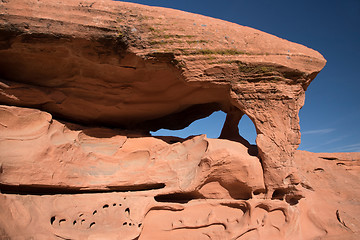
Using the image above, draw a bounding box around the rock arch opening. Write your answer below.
[150,111,226,139]
[151,109,258,148]
[238,115,257,145]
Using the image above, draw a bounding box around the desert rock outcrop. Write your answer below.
[0,0,327,194]
[0,0,358,239]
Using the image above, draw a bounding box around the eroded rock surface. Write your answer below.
[0,105,265,197]
[1,105,359,239]
[0,0,327,193]
[0,0,358,239]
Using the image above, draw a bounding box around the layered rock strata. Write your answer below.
[1,0,358,239]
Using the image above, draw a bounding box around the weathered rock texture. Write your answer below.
[1,105,359,240]
[0,0,327,193]
[0,0,358,239]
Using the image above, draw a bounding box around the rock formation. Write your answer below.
[0,0,359,239]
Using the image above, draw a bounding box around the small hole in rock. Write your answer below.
[138,223,142,227]
[125,208,130,214]
[337,162,345,166]
[89,222,96,228]
[50,216,56,225]
[286,195,302,206]
[59,219,66,225]
[123,222,127,225]
[253,189,266,196]
[103,204,109,208]
[93,210,97,215]
[73,220,77,225]
[113,203,116,206]
[129,223,132,226]
[272,189,287,200]
[288,198,299,205]
[81,219,85,224]
[119,203,122,206]
[79,213,84,217]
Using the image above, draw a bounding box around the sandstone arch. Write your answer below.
[4,1,355,240]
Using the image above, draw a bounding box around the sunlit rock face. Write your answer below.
[0,0,359,239]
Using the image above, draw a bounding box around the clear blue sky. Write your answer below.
[117,0,360,153]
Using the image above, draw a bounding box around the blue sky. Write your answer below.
[117,0,360,153]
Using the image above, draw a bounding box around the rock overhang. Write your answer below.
[0,0,326,131]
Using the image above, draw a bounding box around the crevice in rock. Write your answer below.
[106,183,166,192]
[336,210,352,231]
[301,182,314,191]
[54,234,71,240]
[320,157,338,161]
[171,222,226,230]
[0,183,165,195]
[154,192,203,204]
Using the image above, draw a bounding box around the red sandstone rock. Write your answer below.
[0,106,359,239]
[0,105,265,196]
[0,0,358,239]
[0,0,327,194]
